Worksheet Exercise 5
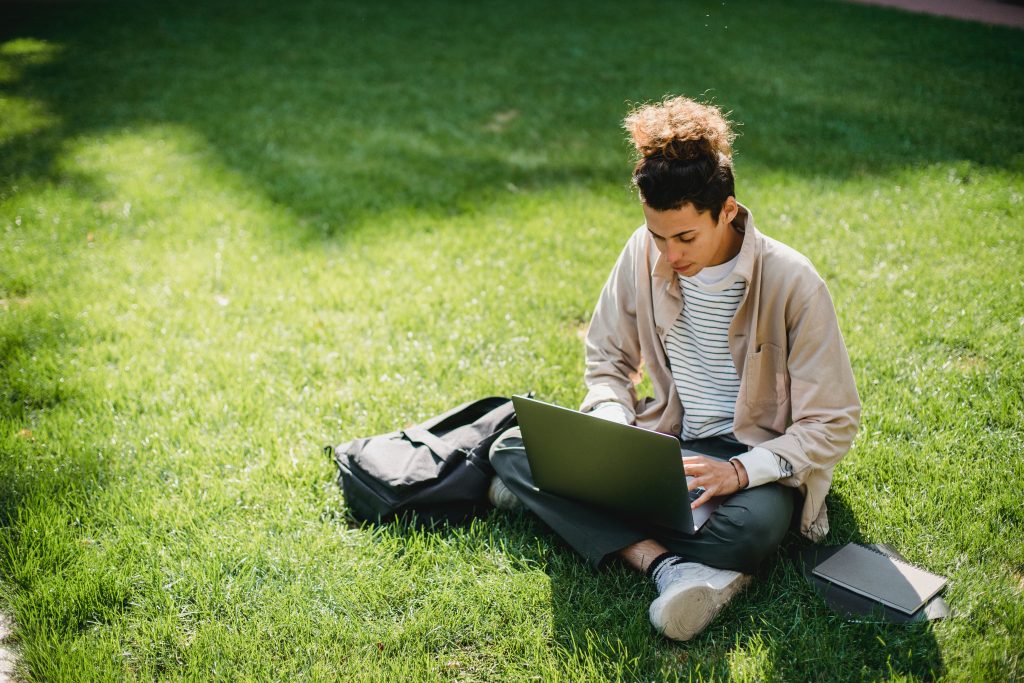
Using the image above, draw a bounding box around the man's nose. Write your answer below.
[666,241,684,263]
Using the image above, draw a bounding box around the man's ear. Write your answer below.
[721,196,739,225]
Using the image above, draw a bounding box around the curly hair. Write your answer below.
[624,96,737,219]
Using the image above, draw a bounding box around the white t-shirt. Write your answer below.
[667,254,744,440]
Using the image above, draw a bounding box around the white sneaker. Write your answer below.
[649,562,752,641]
[488,476,523,511]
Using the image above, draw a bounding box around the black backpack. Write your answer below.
[328,396,520,525]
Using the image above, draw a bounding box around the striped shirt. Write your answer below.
[665,256,745,440]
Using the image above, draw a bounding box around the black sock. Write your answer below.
[645,552,679,580]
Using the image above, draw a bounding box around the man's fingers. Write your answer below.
[691,488,715,509]
[682,457,710,476]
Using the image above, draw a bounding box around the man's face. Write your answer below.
[643,198,739,277]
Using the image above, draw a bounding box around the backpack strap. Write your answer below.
[402,426,459,461]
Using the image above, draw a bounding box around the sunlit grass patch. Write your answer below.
[0,0,1022,680]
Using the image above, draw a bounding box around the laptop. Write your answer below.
[511,395,723,534]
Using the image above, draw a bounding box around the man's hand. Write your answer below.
[683,455,748,509]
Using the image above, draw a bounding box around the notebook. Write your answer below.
[511,395,722,534]
[811,543,947,615]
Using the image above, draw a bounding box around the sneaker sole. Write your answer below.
[650,573,752,641]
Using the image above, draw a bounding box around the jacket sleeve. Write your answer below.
[758,282,861,486]
[579,234,644,423]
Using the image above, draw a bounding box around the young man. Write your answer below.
[489,96,860,641]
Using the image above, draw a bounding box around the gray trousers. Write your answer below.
[490,427,794,573]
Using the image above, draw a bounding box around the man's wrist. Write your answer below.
[732,448,783,488]
[729,459,749,489]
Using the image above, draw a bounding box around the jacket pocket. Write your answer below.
[743,342,784,409]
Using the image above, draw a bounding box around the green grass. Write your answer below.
[1,0,1022,679]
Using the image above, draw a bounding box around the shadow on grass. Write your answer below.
[2,0,1023,244]
[540,491,945,681]
[748,493,946,681]
[362,489,944,681]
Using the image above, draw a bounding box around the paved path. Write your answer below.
[0,614,15,683]
[843,0,1024,28]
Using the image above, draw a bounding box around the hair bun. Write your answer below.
[624,96,735,160]
[661,138,713,161]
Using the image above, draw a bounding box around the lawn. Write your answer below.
[1,0,1022,680]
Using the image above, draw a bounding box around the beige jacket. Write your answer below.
[581,204,860,541]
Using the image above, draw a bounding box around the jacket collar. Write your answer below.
[651,201,760,286]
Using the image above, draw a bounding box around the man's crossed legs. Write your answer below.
[488,427,793,641]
